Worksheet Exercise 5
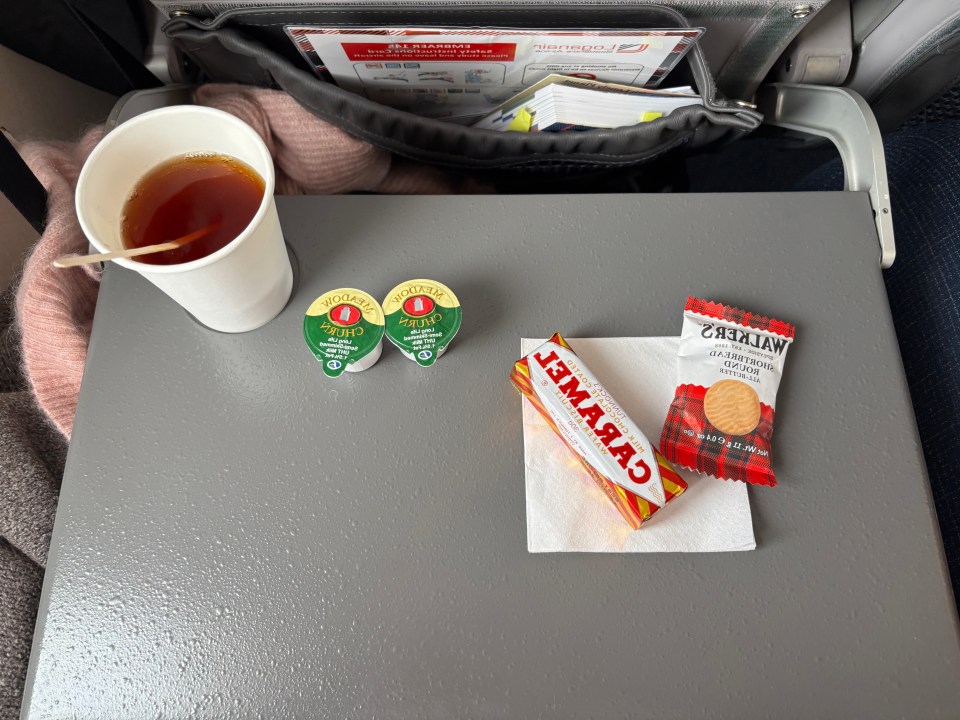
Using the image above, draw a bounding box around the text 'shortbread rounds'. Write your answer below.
[703,379,761,435]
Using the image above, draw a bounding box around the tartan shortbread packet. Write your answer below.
[660,298,796,487]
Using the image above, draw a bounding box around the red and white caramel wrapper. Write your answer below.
[660,297,796,487]
[512,334,687,530]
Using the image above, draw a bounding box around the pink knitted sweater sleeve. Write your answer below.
[15,130,104,437]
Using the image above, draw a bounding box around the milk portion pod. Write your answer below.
[382,279,461,367]
[303,289,385,377]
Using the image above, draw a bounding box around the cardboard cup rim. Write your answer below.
[75,105,276,276]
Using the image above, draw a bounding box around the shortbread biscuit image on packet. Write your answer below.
[703,379,761,436]
[660,297,795,487]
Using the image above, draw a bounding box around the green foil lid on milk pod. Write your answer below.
[303,288,385,377]
[383,279,462,367]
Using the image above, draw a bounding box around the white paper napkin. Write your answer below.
[521,337,756,553]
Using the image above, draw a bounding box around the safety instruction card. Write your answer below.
[286,26,704,117]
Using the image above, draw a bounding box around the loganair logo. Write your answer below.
[616,43,650,53]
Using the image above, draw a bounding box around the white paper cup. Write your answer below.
[75,106,292,333]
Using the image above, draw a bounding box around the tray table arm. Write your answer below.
[758,83,896,268]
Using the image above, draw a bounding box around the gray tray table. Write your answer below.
[21,87,960,719]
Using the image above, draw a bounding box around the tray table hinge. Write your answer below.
[758,83,896,268]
